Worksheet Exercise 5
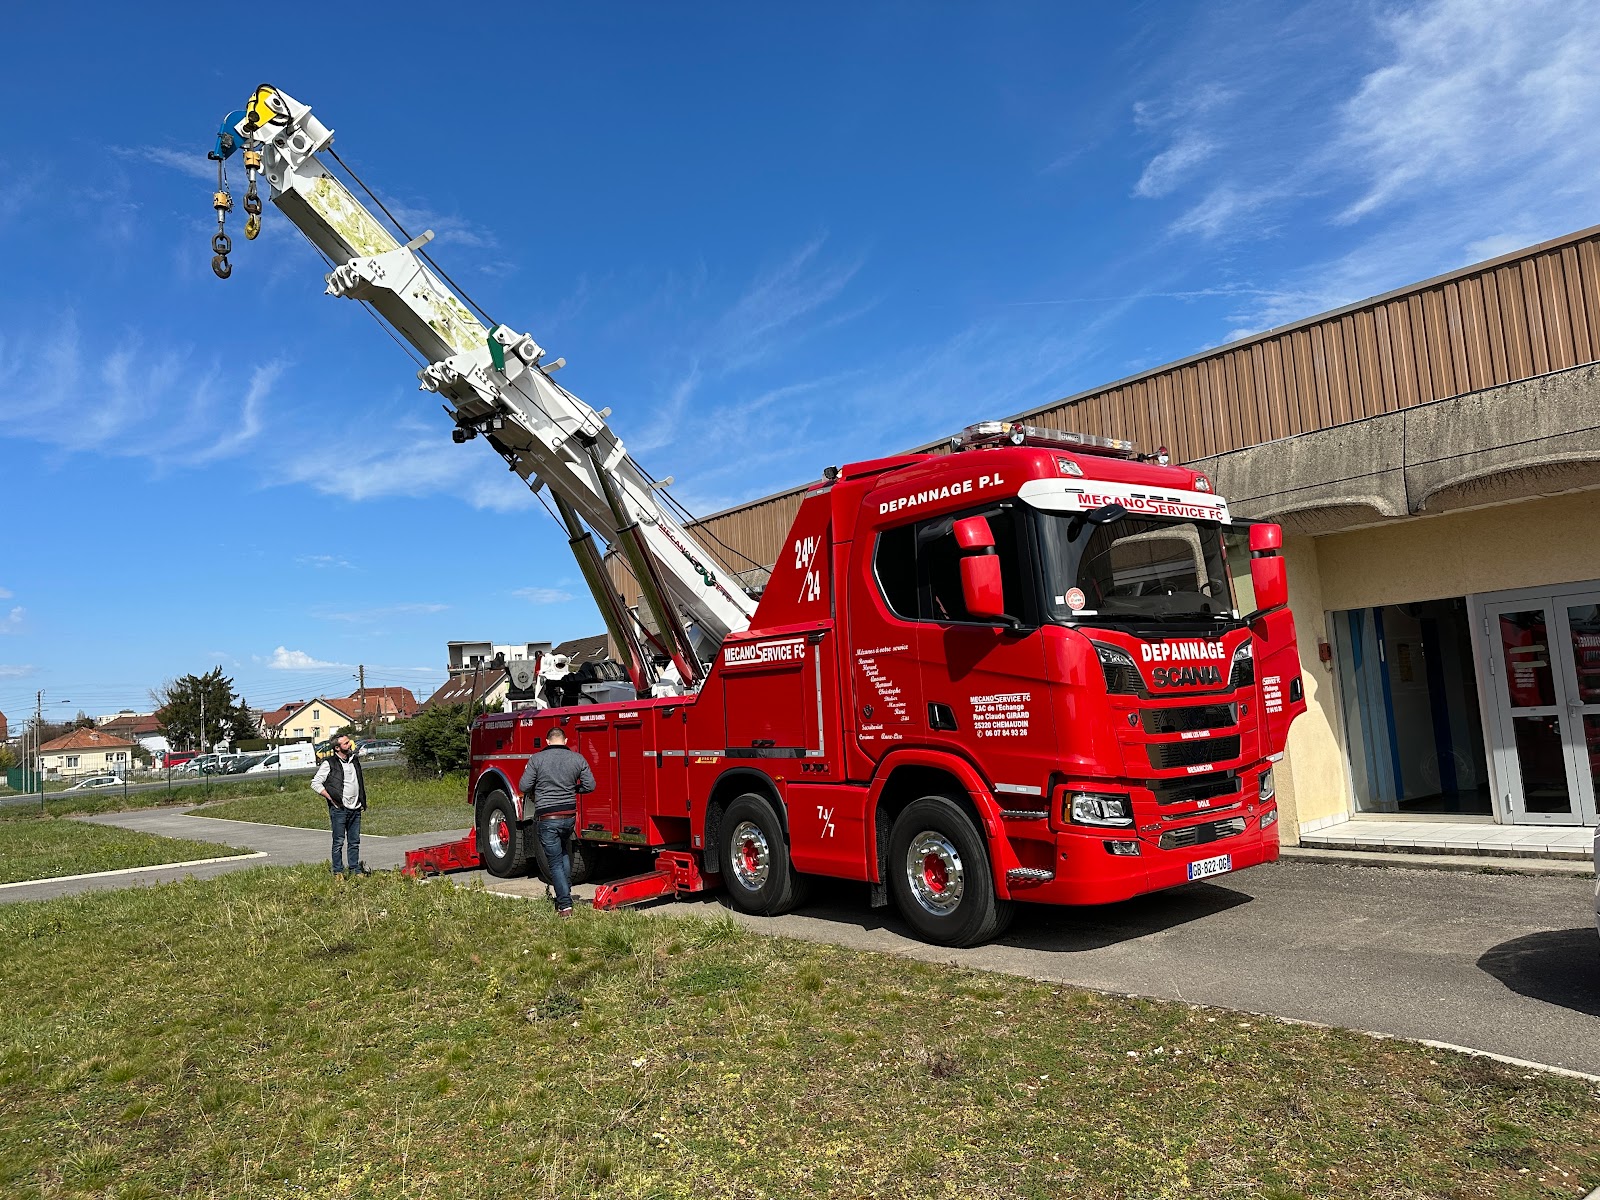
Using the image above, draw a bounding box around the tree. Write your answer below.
[152,668,256,751]
[398,704,471,776]
[72,710,95,730]
[0,745,15,772]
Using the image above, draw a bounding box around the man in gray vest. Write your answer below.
[518,726,595,916]
[312,732,369,877]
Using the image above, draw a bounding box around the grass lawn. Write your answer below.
[1,868,1597,1198]
[188,770,469,836]
[0,817,249,885]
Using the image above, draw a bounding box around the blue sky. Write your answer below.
[4,0,1600,724]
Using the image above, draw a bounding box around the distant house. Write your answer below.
[37,727,137,780]
[257,702,303,738]
[337,686,419,724]
[552,634,610,669]
[100,713,162,743]
[420,668,510,713]
[0,710,8,742]
[269,698,358,744]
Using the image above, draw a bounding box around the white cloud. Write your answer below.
[297,554,354,570]
[0,664,34,678]
[112,146,216,181]
[273,413,540,512]
[320,603,449,622]
[1134,134,1216,199]
[266,647,347,671]
[0,607,23,634]
[0,587,11,599]
[513,587,577,604]
[0,316,279,469]
[1335,0,1600,222]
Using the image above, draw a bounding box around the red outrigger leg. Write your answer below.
[401,831,481,877]
[591,851,716,910]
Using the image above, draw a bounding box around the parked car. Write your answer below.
[63,774,124,791]
[246,743,317,773]
[358,739,402,759]
[219,754,266,775]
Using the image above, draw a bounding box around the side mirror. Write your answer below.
[1248,523,1288,613]
[953,516,1009,623]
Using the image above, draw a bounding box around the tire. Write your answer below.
[533,831,598,886]
[888,795,1013,947]
[719,792,807,916]
[477,789,528,878]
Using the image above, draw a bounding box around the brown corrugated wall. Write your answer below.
[610,224,1600,596]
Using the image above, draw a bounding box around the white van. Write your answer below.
[247,743,317,773]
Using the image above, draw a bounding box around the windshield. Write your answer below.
[1037,510,1237,624]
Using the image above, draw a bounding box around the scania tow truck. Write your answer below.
[210,85,1306,946]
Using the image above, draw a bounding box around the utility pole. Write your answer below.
[34,690,42,810]
[358,665,367,732]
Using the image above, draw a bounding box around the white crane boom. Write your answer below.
[214,86,757,685]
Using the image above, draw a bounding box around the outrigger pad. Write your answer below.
[402,831,481,877]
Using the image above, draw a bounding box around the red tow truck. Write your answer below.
[211,87,1306,946]
[431,422,1306,946]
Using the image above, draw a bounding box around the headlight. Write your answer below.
[1258,768,1274,802]
[1261,807,1278,829]
[1095,644,1142,695]
[1068,792,1134,827]
[1229,640,1255,688]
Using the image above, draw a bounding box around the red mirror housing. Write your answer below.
[960,555,1007,621]
[953,515,995,551]
[1249,523,1283,552]
[1251,556,1288,613]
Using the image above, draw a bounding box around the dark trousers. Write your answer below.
[536,815,576,910]
[330,805,362,873]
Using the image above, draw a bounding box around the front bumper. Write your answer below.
[1005,809,1280,906]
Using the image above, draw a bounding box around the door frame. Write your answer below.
[1468,579,1600,827]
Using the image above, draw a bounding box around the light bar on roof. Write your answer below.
[957,421,1137,459]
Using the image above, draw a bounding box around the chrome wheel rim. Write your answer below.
[729,820,771,892]
[906,831,964,916]
[489,814,511,858]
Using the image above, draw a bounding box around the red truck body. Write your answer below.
[459,432,1307,945]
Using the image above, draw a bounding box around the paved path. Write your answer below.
[0,810,455,903]
[469,855,1600,1076]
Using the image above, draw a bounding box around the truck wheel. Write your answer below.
[534,834,598,886]
[477,789,528,878]
[888,795,1013,947]
[719,793,806,916]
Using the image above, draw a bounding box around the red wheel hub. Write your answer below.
[740,840,760,875]
[496,817,510,843]
[923,853,948,893]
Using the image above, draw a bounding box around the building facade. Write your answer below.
[37,727,137,781]
[608,223,1600,841]
[270,698,358,744]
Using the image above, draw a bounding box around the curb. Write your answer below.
[0,851,268,890]
[1281,846,1591,877]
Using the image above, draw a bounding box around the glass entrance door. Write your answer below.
[1484,597,1600,825]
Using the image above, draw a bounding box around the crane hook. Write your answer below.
[212,232,232,256]
[212,254,232,279]
[244,213,261,240]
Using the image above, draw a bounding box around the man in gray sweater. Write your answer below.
[518,726,595,916]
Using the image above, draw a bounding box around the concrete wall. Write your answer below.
[1315,489,1600,612]
[1274,537,1349,841]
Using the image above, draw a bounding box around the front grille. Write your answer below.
[1148,735,1241,770]
[1229,656,1255,688]
[1141,704,1236,734]
[1159,815,1247,851]
[1101,661,1144,696]
[1150,771,1240,807]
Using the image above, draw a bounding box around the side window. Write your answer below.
[874,523,918,618]
[873,506,1027,624]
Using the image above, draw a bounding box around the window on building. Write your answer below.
[65,755,79,768]
[312,708,321,720]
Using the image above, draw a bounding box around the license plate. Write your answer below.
[1187,853,1232,881]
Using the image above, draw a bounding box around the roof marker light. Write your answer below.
[1156,445,1170,466]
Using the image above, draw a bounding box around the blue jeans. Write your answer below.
[536,815,576,911]
[330,805,362,873]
